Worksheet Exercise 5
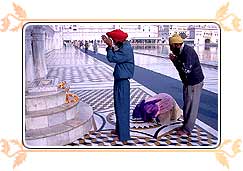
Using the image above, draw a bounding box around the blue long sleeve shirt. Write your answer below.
[106,41,134,80]
[172,44,204,85]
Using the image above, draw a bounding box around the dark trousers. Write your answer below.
[182,81,203,133]
[114,79,130,141]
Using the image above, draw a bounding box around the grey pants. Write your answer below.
[182,81,203,133]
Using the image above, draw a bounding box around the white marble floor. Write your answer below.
[98,48,218,94]
[45,47,219,147]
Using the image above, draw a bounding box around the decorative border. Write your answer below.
[216,2,242,32]
[0,139,27,170]
[0,3,27,32]
[215,139,242,170]
[0,1,242,171]
[1,139,241,170]
[0,2,242,32]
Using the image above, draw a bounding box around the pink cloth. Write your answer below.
[145,93,174,117]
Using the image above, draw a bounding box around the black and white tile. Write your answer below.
[46,47,219,147]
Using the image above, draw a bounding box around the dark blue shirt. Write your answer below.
[106,41,134,80]
[172,44,204,85]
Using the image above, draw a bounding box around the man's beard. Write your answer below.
[115,41,123,48]
[172,48,180,56]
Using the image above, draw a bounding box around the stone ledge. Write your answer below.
[26,101,79,118]
[25,101,93,130]
[26,89,64,99]
[26,90,66,112]
[25,116,95,146]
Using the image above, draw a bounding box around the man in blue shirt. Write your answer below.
[101,29,134,142]
[169,34,204,136]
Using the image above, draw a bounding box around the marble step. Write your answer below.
[25,101,92,130]
[25,115,96,146]
[25,90,66,112]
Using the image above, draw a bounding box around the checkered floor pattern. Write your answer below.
[46,48,113,83]
[68,125,218,147]
[46,48,100,67]
[68,88,218,147]
[71,88,150,112]
[45,47,218,147]
[47,65,113,83]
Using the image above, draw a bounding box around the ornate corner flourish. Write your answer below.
[215,139,242,170]
[216,2,242,32]
[0,139,27,170]
[0,2,27,32]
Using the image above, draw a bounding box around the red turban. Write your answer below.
[106,29,128,42]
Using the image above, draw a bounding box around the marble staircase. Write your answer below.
[25,84,96,147]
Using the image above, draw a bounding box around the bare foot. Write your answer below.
[122,141,128,145]
[111,130,117,134]
[176,129,190,136]
[174,127,182,131]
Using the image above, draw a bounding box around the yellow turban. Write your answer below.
[169,34,183,44]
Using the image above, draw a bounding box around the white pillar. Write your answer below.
[25,26,36,83]
[48,37,51,50]
[45,33,48,51]
[32,26,47,79]
[53,32,63,49]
